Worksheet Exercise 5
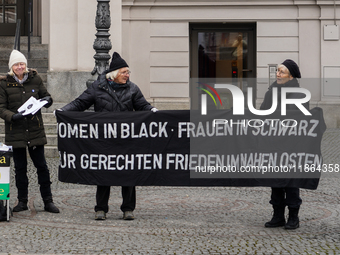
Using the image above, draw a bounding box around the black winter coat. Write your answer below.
[260,79,309,111]
[0,69,52,148]
[61,72,153,113]
[260,79,315,189]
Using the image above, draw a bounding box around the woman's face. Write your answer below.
[12,62,26,79]
[113,67,130,84]
[276,66,293,84]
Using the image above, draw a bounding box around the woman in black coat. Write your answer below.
[261,59,308,230]
[0,50,59,213]
[60,52,157,221]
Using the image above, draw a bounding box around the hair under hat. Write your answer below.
[8,50,27,70]
[281,59,301,78]
[108,52,129,72]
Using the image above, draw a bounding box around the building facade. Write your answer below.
[2,0,340,127]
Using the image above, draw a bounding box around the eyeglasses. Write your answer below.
[119,71,131,76]
[277,69,289,76]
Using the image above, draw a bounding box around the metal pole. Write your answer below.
[87,0,112,87]
[27,0,32,59]
[14,19,21,51]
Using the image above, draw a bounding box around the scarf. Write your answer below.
[107,79,123,90]
[12,73,29,84]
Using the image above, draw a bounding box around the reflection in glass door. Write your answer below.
[0,0,27,36]
[190,23,256,110]
[0,0,17,24]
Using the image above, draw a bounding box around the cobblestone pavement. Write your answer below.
[0,129,340,255]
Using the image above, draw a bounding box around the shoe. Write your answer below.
[95,211,106,220]
[285,207,299,230]
[123,211,134,220]
[44,202,60,213]
[265,205,285,228]
[13,201,28,212]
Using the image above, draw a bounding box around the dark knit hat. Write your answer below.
[108,52,129,72]
[281,59,301,78]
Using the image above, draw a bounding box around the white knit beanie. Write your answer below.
[8,50,27,69]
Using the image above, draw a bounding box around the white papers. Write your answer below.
[0,167,10,183]
[18,96,48,116]
[0,143,12,152]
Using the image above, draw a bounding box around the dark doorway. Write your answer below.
[0,0,29,36]
[190,23,256,110]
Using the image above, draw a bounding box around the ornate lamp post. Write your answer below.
[87,0,112,87]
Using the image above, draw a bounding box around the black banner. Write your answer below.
[57,108,326,189]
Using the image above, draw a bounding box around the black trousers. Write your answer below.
[95,186,136,213]
[13,145,52,201]
[270,187,302,208]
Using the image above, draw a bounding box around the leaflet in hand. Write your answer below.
[18,96,48,116]
[0,143,12,152]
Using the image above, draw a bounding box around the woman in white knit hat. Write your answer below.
[0,50,59,214]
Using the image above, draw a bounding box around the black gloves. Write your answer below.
[40,96,53,108]
[12,111,25,121]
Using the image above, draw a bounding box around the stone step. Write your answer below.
[0,36,41,44]
[41,103,69,113]
[42,113,57,123]
[0,43,48,50]
[48,134,58,146]
[45,145,59,158]
[0,58,48,68]
[0,36,48,75]
[0,42,48,49]
[44,123,57,135]
[40,73,47,83]
[0,45,48,60]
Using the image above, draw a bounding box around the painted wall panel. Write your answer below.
[150,67,188,83]
[150,37,189,51]
[299,20,321,79]
[150,52,189,66]
[148,6,298,20]
[257,21,299,37]
[49,0,78,70]
[323,67,340,96]
[150,83,189,97]
[257,37,299,52]
[257,52,299,67]
[127,21,151,97]
[150,22,189,36]
[257,67,270,79]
